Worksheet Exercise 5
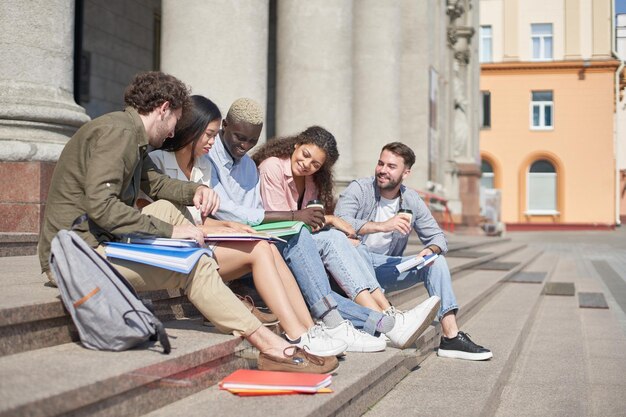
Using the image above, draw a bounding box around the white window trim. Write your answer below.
[531,24,553,61]
[529,98,554,130]
[526,171,557,213]
[480,25,493,63]
[524,209,560,216]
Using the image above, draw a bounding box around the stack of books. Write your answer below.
[105,232,287,274]
[104,242,211,274]
[219,369,333,396]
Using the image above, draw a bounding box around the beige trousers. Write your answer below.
[96,200,261,337]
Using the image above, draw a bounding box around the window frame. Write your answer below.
[480,91,491,129]
[525,160,559,215]
[480,25,493,63]
[531,23,553,61]
[530,91,554,130]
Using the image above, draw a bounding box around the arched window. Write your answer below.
[481,159,494,189]
[527,159,557,213]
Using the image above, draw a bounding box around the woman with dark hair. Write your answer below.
[147,96,348,358]
[253,127,441,350]
[251,126,339,213]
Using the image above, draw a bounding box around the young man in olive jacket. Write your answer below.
[38,72,336,373]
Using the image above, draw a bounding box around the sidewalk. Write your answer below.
[367,228,626,417]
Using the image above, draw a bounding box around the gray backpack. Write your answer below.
[50,229,171,353]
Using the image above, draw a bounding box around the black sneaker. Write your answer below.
[437,331,493,361]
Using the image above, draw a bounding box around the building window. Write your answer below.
[527,159,557,214]
[530,91,553,129]
[531,23,553,60]
[480,25,493,63]
[481,160,494,189]
[480,91,491,128]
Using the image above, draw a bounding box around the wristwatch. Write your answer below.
[426,245,441,255]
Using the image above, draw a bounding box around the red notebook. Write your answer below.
[219,369,332,393]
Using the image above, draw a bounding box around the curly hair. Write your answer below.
[124,71,191,115]
[160,95,222,170]
[226,98,264,125]
[252,126,339,211]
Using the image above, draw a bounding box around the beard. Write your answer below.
[376,173,402,190]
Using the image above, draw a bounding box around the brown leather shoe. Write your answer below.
[257,346,339,374]
[237,294,279,326]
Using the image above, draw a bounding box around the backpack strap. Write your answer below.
[71,213,89,230]
[154,321,171,354]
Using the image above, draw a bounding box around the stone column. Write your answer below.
[445,0,481,229]
[352,0,402,179]
[399,0,429,190]
[0,0,89,234]
[275,0,353,180]
[160,0,269,140]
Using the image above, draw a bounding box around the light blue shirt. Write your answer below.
[208,133,265,225]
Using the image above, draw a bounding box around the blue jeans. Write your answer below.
[275,228,385,335]
[356,245,459,319]
[311,228,381,299]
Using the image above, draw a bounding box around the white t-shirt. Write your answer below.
[361,196,400,254]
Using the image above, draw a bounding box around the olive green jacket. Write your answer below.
[38,107,201,272]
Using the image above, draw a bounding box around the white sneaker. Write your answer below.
[293,323,348,356]
[323,320,387,352]
[384,296,441,349]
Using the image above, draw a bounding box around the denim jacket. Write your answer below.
[334,176,448,256]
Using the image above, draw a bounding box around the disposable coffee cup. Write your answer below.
[397,209,413,223]
[306,199,324,209]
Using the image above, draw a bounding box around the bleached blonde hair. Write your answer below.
[226,98,264,125]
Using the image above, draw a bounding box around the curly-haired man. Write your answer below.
[38,73,334,373]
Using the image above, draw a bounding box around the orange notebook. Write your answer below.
[219,369,332,393]
[227,387,333,397]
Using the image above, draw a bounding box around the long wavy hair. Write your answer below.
[160,95,221,170]
[252,126,339,211]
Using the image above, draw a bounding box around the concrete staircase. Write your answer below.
[366,235,626,417]
[0,235,540,417]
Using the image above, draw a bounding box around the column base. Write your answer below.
[0,161,56,234]
[456,162,482,228]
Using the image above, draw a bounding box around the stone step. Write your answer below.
[365,252,554,417]
[405,235,510,255]
[1,239,518,357]
[0,262,200,356]
[136,249,538,417]
[448,241,526,274]
[494,249,626,417]
[386,242,529,309]
[391,246,540,362]
[0,233,38,257]
[0,319,248,417]
[0,239,526,417]
[140,293,505,416]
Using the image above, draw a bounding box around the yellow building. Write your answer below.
[479,0,621,229]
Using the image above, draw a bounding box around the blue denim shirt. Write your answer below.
[335,176,448,256]
[207,133,265,225]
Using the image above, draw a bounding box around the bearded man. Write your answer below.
[335,142,492,361]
